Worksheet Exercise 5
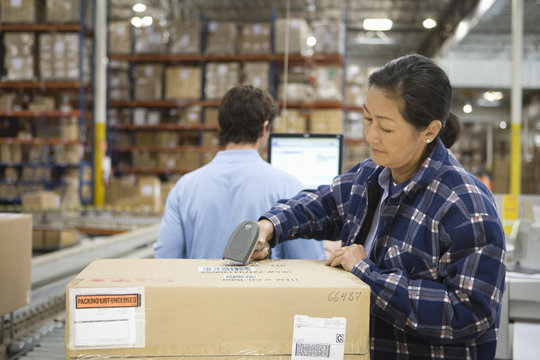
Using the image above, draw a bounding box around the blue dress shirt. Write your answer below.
[154,150,326,259]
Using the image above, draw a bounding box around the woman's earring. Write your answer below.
[426,139,431,143]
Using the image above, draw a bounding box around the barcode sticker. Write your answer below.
[292,315,346,360]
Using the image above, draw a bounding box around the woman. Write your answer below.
[254,54,505,359]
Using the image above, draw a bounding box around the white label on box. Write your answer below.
[68,287,145,349]
[292,315,346,360]
[140,184,153,196]
[198,266,256,273]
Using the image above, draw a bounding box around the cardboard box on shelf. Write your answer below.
[22,191,60,210]
[0,0,35,23]
[135,64,164,100]
[274,18,310,54]
[169,20,201,54]
[243,62,270,91]
[312,20,346,55]
[108,21,131,55]
[65,259,370,359]
[46,0,80,23]
[313,66,343,102]
[165,66,201,100]
[204,107,219,127]
[239,23,271,55]
[3,32,35,81]
[1,213,32,316]
[310,109,344,134]
[273,109,306,133]
[134,24,168,54]
[204,62,240,100]
[137,176,161,213]
[205,21,238,55]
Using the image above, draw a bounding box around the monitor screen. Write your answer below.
[268,133,343,190]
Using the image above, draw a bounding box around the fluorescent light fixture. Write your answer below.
[142,16,153,27]
[363,18,393,31]
[306,36,317,47]
[422,18,437,29]
[463,102,473,114]
[131,16,142,27]
[483,91,504,102]
[132,3,146,12]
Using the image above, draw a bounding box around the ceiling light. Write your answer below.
[131,16,143,27]
[132,3,146,13]
[141,16,153,27]
[463,102,473,114]
[306,36,317,47]
[422,18,437,29]
[499,120,507,129]
[363,18,393,31]
[354,31,394,45]
[483,91,504,102]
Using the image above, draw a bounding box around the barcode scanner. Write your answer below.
[222,220,269,265]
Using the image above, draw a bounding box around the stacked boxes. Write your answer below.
[310,109,344,134]
[273,109,306,133]
[239,23,271,54]
[243,62,270,91]
[0,0,35,23]
[45,0,80,23]
[313,66,343,101]
[40,33,81,81]
[204,62,240,100]
[205,22,237,55]
[274,18,310,54]
[169,20,201,54]
[164,66,201,100]
[3,33,35,81]
[134,25,168,54]
[108,21,131,55]
[135,64,163,100]
[345,64,366,107]
[65,259,370,359]
[312,20,346,54]
[108,61,130,100]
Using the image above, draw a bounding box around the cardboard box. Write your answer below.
[32,226,82,250]
[0,0,35,23]
[65,259,370,359]
[22,191,60,209]
[0,213,32,316]
[169,20,201,54]
[108,21,131,55]
[205,21,238,55]
[239,23,271,54]
[135,64,163,100]
[274,18,310,54]
[46,0,80,23]
[165,66,201,100]
[137,176,161,213]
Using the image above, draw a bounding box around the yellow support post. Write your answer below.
[510,123,521,195]
[94,122,106,206]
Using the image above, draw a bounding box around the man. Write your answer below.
[154,84,326,259]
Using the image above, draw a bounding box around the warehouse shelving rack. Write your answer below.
[0,1,95,206]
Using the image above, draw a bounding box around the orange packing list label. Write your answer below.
[76,294,140,309]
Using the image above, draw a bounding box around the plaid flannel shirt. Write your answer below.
[263,139,506,359]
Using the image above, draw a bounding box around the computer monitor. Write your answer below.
[268,133,343,190]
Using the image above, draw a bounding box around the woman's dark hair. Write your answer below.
[368,53,460,148]
[218,85,278,145]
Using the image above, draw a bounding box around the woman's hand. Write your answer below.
[325,244,367,272]
[251,219,275,260]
